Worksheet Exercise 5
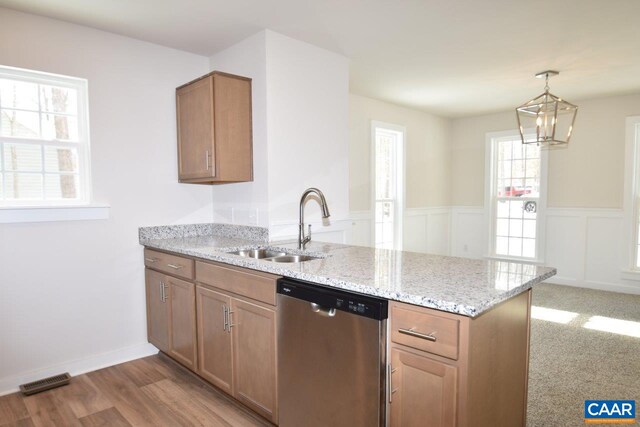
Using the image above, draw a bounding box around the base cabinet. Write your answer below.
[232,298,277,421]
[145,269,170,353]
[144,269,197,371]
[196,284,277,423]
[196,285,233,394]
[388,291,532,427]
[390,348,457,427]
[167,276,198,370]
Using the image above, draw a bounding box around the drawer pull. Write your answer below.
[166,263,183,270]
[399,327,437,342]
[145,257,158,263]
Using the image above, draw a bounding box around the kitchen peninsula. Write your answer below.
[140,223,556,427]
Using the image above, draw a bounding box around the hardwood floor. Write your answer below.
[0,354,271,427]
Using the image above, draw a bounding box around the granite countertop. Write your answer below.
[139,224,556,317]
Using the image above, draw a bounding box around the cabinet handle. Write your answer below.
[227,309,235,330]
[398,328,437,342]
[388,364,398,403]
[160,282,167,303]
[387,364,392,403]
[205,150,210,170]
[145,257,158,263]
[166,264,183,270]
[222,304,228,331]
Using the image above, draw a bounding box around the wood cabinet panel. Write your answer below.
[391,302,459,360]
[167,276,197,371]
[176,72,252,184]
[212,73,253,182]
[231,298,277,423]
[196,285,233,395]
[144,249,195,280]
[145,269,170,353]
[195,261,277,306]
[176,76,214,180]
[390,347,457,427]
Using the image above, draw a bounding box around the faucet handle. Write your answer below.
[308,224,312,240]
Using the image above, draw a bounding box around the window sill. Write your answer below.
[0,204,110,224]
[620,270,640,282]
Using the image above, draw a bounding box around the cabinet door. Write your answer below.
[231,298,277,423]
[166,276,197,371]
[390,348,457,427]
[176,76,215,180]
[145,269,170,353]
[196,285,233,394]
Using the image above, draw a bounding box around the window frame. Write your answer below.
[0,65,92,207]
[484,130,549,263]
[371,120,406,250]
[622,116,640,276]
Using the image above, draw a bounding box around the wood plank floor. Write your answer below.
[0,354,271,427]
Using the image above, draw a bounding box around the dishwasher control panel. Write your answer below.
[278,279,388,320]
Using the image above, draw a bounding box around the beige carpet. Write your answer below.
[527,283,640,426]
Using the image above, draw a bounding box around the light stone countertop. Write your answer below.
[140,232,556,318]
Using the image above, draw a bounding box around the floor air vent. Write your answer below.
[19,373,71,395]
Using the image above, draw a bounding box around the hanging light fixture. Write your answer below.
[516,70,578,148]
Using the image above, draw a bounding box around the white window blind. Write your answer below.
[0,66,91,206]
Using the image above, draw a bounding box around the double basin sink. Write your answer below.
[227,248,320,263]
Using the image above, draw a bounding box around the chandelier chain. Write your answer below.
[544,73,550,92]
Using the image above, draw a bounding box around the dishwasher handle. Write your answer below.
[310,302,336,317]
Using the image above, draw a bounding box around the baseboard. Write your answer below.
[545,277,640,295]
[0,342,158,396]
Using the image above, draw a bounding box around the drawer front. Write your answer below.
[144,249,195,280]
[196,261,278,306]
[390,302,459,360]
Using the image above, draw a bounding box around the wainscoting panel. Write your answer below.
[349,208,451,254]
[544,212,586,282]
[450,207,485,259]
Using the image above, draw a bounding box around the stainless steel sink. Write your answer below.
[227,249,287,259]
[227,248,321,263]
[266,255,319,263]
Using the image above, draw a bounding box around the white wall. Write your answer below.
[349,91,640,294]
[449,93,640,294]
[450,93,640,208]
[265,31,350,241]
[207,30,351,243]
[0,8,211,394]
[209,32,269,227]
[348,94,451,254]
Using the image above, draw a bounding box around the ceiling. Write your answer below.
[2,0,639,117]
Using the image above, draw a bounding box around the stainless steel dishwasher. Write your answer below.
[277,278,388,427]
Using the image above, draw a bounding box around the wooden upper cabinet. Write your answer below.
[176,71,253,184]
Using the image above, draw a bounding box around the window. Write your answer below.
[0,66,90,206]
[486,132,547,260]
[624,116,640,271]
[372,121,404,250]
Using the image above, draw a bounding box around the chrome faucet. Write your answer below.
[298,188,331,249]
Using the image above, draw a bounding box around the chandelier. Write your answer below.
[516,70,578,148]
